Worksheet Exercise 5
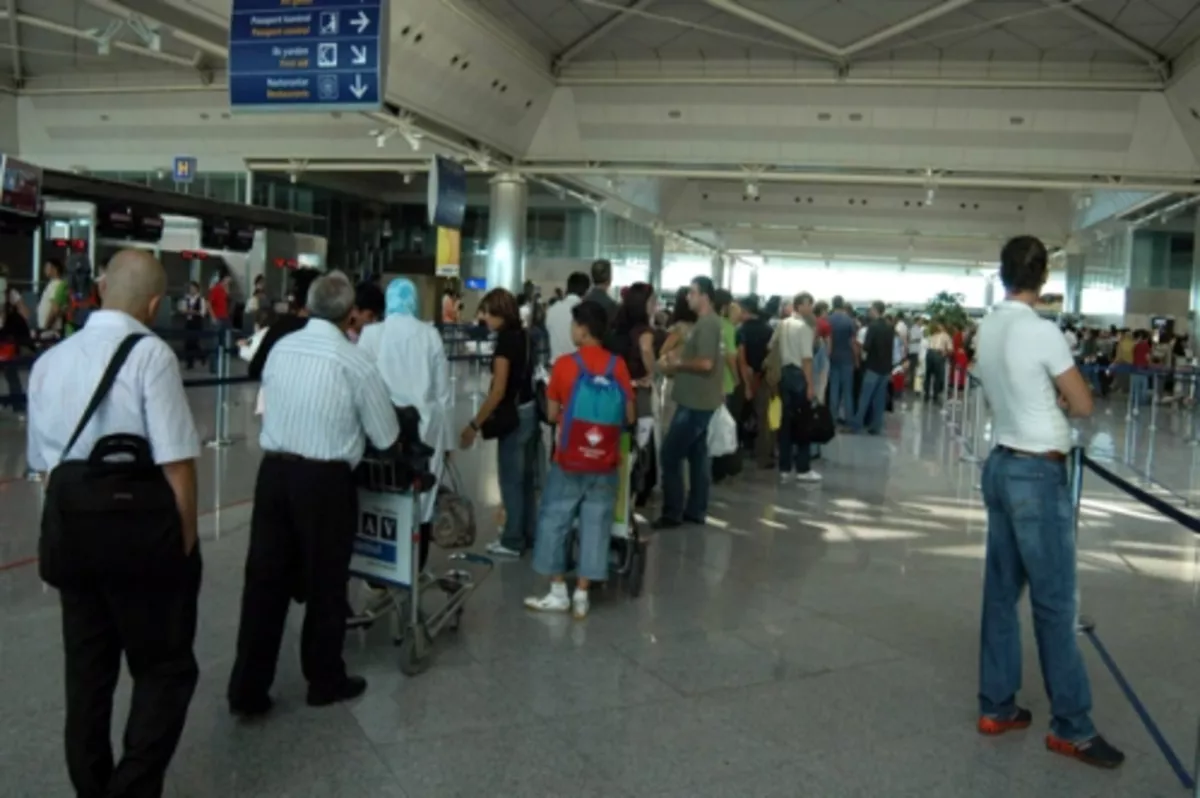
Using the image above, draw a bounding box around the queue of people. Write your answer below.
[20,244,1129,798]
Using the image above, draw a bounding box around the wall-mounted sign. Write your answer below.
[435,227,461,277]
[172,156,197,184]
[464,277,486,291]
[427,155,467,230]
[228,0,388,113]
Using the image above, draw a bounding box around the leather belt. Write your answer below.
[996,445,1066,463]
[264,451,344,466]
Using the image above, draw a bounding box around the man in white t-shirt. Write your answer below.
[545,271,589,364]
[771,292,820,483]
[37,258,66,333]
[906,317,924,393]
[973,235,1123,770]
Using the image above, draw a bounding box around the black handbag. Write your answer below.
[39,334,189,589]
[789,401,835,446]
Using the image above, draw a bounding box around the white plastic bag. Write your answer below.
[707,405,738,457]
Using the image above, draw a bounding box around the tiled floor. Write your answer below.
[2,373,1199,797]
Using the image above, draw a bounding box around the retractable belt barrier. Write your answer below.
[1064,446,1200,793]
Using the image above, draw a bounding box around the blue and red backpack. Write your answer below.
[557,353,628,472]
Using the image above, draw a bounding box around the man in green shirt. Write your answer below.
[654,276,723,529]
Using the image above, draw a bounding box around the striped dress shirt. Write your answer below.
[259,318,399,467]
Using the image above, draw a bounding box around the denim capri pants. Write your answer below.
[532,465,618,582]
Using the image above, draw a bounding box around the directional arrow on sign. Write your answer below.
[351,11,371,34]
[351,44,368,65]
[349,74,368,99]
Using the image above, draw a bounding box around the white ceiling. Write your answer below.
[468,0,1197,73]
[3,0,1199,264]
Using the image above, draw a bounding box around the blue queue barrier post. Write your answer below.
[1068,446,1095,635]
[939,360,951,418]
[1149,372,1161,433]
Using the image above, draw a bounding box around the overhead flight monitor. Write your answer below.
[228,0,389,113]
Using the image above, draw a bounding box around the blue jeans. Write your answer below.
[778,365,812,475]
[660,406,714,523]
[979,449,1095,742]
[497,402,539,552]
[829,360,855,423]
[853,369,888,434]
[532,465,617,581]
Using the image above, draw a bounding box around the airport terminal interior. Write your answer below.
[5,0,1200,796]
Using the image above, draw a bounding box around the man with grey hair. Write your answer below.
[227,270,399,716]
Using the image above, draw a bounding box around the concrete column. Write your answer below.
[486,173,527,293]
[648,233,664,291]
[1064,254,1084,315]
[592,206,602,260]
[711,253,725,288]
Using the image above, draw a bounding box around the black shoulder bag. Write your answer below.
[39,334,187,590]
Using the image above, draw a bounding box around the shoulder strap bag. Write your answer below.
[39,333,189,589]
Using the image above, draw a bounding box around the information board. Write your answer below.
[228,0,388,113]
[172,156,197,184]
[0,155,42,218]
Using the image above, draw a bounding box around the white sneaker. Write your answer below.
[572,591,590,620]
[779,472,794,483]
[795,470,823,484]
[524,585,570,613]
[486,541,521,558]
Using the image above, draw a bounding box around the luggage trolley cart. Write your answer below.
[346,453,493,676]
[606,433,650,597]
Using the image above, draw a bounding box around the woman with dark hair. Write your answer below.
[460,288,539,558]
[657,286,697,430]
[610,282,658,505]
[0,263,33,412]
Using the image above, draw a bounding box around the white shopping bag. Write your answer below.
[707,405,738,457]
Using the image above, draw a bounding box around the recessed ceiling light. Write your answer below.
[1009,116,1025,125]
[667,109,682,119]
[848,113,863,122]
[817,112,832,121]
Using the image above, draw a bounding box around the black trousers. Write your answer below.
[61,552,201,798]
[228,456,357,705]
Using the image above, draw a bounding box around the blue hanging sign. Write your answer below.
[172,156,197,184]
[427,155,467,230]
[228,0,388,113]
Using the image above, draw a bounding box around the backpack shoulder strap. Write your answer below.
[604,354,617,378]
[60,333,146,464]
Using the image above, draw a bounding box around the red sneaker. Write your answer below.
[977,707,1033,736]
[1046,734,1125,769]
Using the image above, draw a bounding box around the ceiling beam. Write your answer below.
[0,10,199,68]
[80,0,224,59]
[554,0,657,72]
[1038,0,1170,79]
[842,0,980,57]
[5,0,20,85]
[89,0,228,58]
[702,0,843,62]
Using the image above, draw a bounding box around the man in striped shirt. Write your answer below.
[227,271,399,716]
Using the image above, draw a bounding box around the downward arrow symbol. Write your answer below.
[349,74,368,99]
[351,45,367,65]
[351,11,370,34]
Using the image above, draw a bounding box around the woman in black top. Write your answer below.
[459,288,539,557]
[610,282,658,506]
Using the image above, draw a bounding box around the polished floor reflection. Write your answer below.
[1,378,1198,797]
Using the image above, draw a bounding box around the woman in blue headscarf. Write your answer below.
[358,278,454,538]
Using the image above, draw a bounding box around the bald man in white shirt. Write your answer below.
[28,249,201,798]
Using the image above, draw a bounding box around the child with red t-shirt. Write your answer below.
[524,301,635,619]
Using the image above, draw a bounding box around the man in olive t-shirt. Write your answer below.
[656,276,723,529]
